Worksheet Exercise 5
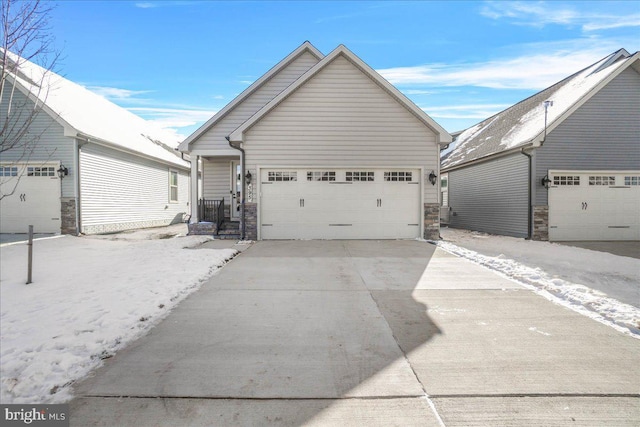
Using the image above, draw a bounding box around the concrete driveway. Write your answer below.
[70,240,640,426]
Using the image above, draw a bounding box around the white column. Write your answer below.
[190,155,200,222]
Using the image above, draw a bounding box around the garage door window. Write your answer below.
[346,171,374,182]
[589,176,615,186]
[307,171,335,181]
[553,175,580,186]
[384,171,412,182]
[0,166,18,176]
[268,171,297,182]
[625,176,640,186]
[27,166,55,177]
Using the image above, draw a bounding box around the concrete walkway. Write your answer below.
[70,240,640,426]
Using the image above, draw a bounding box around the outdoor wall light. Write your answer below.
[428,170,438,185]
[541,175,552,188]
[57,164,69,179]
[245,170,252,184]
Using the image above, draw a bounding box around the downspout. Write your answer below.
[73,138,81,235]
[226,136,245,240]
[520,147,533,240]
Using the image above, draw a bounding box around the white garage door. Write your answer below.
[548,170,640,241]
[0,164,61,233]
[260,168,421,239]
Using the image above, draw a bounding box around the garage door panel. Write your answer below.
[0,168,61,234]
[549,171,640,241]
[260,168,421,240]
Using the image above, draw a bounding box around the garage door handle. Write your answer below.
[377,198,382,207]
[300,198,304,207]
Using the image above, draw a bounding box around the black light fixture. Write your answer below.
[541,175,552,188]
[57,164,69,179]
[428,170,438,186]
[244,170,252,184]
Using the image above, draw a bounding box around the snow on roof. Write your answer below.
[442,49,638,170]
[4,50,188,168]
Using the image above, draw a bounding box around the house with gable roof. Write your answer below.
[441,49,640,242]
[0,50,190,235]
[179,42,451,240]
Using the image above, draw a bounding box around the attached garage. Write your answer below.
[0,163,62,234]
[259,168,422,239]
[548,170,640,241]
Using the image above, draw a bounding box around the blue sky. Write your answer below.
[47,0,640,140]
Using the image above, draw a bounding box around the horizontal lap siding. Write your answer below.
[195,52,320,151]
[1,83,75,197]
[535,67,640,206]
[203,157,231,201]
[449,153,529,237]
[80,144,189,233]
[245,55,439,203]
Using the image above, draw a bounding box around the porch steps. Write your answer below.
[216,221,241,240]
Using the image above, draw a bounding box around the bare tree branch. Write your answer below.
[1,0,60,200]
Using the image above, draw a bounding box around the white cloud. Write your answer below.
[480,1,640,32]
[86,86,152,101]
[425,104,511,119]
[377,40,626,90]
[127,107,216,137]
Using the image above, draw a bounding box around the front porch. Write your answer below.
[188,155,244,239]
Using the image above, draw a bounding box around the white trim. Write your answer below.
[189,149,240,157]
[229,45,451,144]
[179,41,325,152]
[169,169,179,203]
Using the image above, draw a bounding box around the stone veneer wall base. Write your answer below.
[423,203,440,241]
[533,205,549,241]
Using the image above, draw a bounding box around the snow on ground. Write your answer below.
[438,228,640,338]
[0,227,237,403]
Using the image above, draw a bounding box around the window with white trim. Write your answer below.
[624,176,640,186]
[346,171,374,182]
[268,171,297,182]
[169,170,179,202]
[27,166,55,177]
[553,175,580,186]
[0,166,18,177]
[589,176,615,186]
[384,171,412,182]
[307,171,335,181]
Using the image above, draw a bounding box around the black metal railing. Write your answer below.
[199,198,225,230]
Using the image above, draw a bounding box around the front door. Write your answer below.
[231,161,241,219]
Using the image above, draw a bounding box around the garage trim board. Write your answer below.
[257,166,424,240]
[548,170,640,241]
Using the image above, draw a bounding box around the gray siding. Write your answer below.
[80,143,189,234]
[193,51,320,151]
[203,157,232,201]
[448,153,529,237]
[535,67,640,206]
[244,55,440,203]
[0,81,75,197]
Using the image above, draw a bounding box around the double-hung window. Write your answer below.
[169,170,179,202]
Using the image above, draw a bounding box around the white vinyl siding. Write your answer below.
[80,144,189,234]
[244,55,439,203]
[194,51,321,151]
[535,67,640,206]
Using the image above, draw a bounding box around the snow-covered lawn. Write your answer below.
[0,228,237,404]
[438,228,640,338]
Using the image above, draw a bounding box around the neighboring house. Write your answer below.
[179,42,451,240]
[442,49,640,242]
[0,51,190,235]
